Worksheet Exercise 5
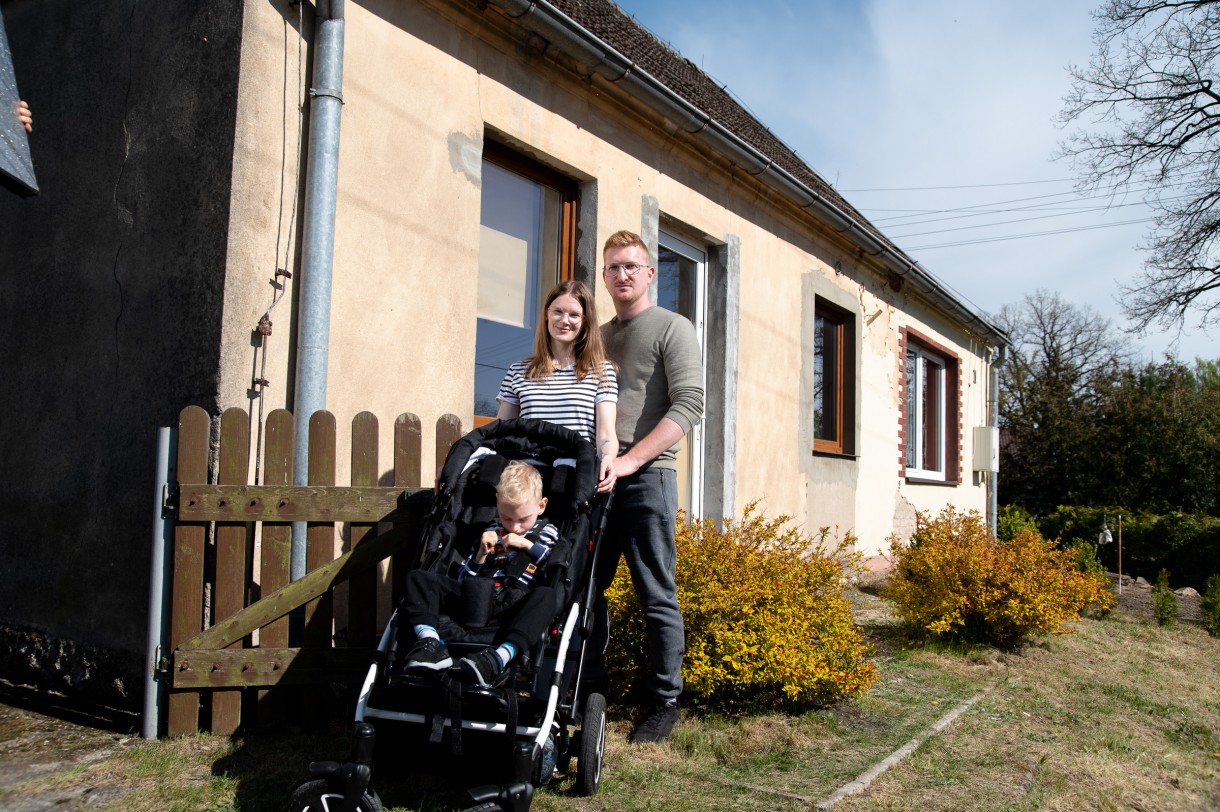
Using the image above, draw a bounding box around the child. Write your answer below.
[392,460,561,687]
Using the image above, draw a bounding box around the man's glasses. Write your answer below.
[602,262,650,277]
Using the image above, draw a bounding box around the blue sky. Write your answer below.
[610,0,1217,362]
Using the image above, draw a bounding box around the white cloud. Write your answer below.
[611,0,1216,360]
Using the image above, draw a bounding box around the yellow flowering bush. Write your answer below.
[604,503,878,708]
[883,507,1116,648]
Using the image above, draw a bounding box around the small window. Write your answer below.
[901,329,960,482]
[814,299,854,455]
[814,304,844,455]
[474,143,576,422]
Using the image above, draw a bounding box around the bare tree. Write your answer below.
[1059,0,1220,330]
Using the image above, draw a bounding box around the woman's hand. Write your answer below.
[595,400,618,494]
[17,100,32,133]
[596,456,617,493]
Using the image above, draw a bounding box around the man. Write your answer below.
[595,229,704,744]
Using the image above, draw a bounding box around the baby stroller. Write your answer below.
[290,418,611,812]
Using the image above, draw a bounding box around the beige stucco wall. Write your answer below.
[218,0,1000,558]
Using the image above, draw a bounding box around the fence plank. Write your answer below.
[172,648,374,689]
[257,409,293,726]
[178,485,412,522]
[392,413,423,606]
[167,406,210,737]
[304,411,337,728]
[435,414,462,475]
[348,412,379,650]
[211,408,250,735]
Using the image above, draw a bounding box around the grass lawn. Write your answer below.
[3,596,1217,811]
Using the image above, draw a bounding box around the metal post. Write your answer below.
[291,0,345,581]
[142,426,176,740]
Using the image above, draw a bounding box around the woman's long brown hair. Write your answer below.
[525,280,612,381]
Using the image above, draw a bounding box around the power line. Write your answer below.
[887,197,1183,239]
[842,166,1215,196]
[841,177,1078,192]
[883,195,1180,234]
[904,217,1154,251]
[868,182,1168,225]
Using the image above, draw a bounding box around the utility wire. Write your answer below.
[841,177,1078,192]
[886,196,1189,239]
[883,194,1186,233]
[843,165,1214,195]
[904,217,1154,251]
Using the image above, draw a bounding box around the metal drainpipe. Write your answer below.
[988,344,1007,535]
[291,0,345,581]
[142,427,176,739]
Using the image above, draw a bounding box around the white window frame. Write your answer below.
[905,344,947,481]
[657,228,707,517]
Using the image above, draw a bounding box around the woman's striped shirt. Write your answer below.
[497,359,618,444]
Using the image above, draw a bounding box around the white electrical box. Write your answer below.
[973,426,999,472]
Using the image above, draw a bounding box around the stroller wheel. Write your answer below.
[289,778,384,812]
[575,692,607,796]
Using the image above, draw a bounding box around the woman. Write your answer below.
[496,280,619,492]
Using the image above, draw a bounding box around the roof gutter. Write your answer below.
[488,0,1008,347]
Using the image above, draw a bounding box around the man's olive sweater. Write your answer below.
[601,305,705,470]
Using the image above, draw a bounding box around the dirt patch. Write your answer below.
[0,681,139,810]
[1110,573,1204,624]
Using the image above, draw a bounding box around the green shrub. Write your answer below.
[1067,540,1114,617]
[883,507,1116,649]
[603,502,878,708]
[997,504,1038,541]
[1201,575,1220,637]
[1037,505,1220,591]
[1152,569,1179,627]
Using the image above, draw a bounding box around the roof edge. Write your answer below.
[485,0,1009,348]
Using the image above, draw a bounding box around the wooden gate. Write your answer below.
[163,405,462,736]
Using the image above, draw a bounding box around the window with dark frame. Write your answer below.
[901,329,960,483]
[473,142,577,424]
[813,303,847,454]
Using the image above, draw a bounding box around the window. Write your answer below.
[474,142,576,422]
[901,329,960,483]
[813,303,845,454]
[657,228,707,516]
[811,298,855,456]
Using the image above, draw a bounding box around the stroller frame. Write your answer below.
[292,419,611,812]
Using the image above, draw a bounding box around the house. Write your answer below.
[0,0,1007,710]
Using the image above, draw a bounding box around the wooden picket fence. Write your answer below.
[163,405,463,737]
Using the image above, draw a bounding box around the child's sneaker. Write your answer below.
[459,649,506,687]
[402,638,452,671]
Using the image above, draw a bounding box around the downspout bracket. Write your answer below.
[310,87,345,103]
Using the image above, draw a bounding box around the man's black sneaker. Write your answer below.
[401,638,452,671]
[459,649,506,688]
[629,699,680,744]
